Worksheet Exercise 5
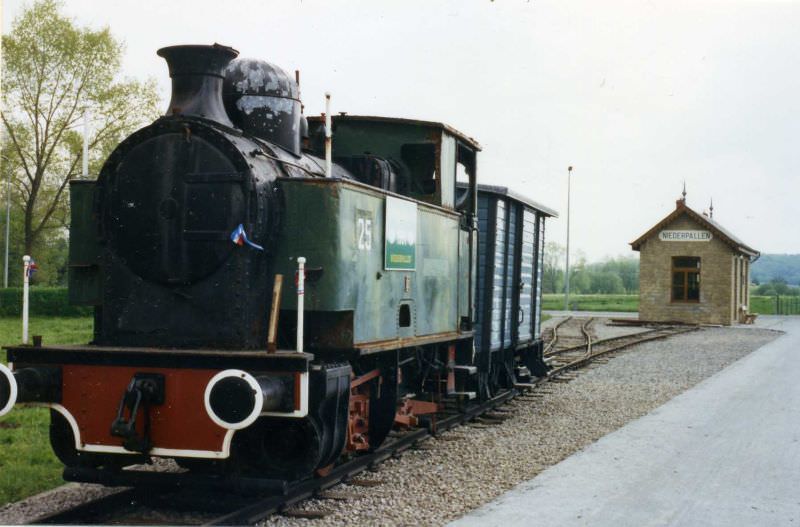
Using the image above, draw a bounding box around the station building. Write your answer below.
[630,193,759,326]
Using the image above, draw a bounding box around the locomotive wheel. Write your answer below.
[232,416,323,481]
[49,410,144,470]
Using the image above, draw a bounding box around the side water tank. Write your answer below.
[223,58,302,155]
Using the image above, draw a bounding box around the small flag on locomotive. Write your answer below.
[229,224,264,250]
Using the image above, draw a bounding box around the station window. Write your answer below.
[672,256,700,302]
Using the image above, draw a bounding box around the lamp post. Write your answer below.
[564,166,572,311]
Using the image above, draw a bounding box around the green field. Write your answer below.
[543,294,639,312]
[0,316,93,506]
[543,294,789,315]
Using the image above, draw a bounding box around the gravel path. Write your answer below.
[263,325,780,527]
[0,323,780,525]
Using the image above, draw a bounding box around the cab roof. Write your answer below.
[307,114,482,151]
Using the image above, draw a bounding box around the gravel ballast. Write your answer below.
[0,321,781,525]
[262,323,779,527]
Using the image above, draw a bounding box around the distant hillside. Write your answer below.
[751,254,800,285]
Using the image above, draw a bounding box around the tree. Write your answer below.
[769,278,789,296]
[542,242,565,294]
[590,271,624,294]
[1,0,159,260]
[570,267,591,294]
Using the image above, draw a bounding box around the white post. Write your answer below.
[324,93,332,178]
[82,112,89,178]
[22,255,30,344]
[564,166,572,311]
[296,257,306,353]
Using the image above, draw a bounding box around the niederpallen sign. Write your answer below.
[659,230,713,242]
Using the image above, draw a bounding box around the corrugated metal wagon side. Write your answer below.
[472,184,557,392]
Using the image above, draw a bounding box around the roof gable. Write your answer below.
[630,200,758,257]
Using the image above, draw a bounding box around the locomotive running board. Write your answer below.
[4,344,312,371]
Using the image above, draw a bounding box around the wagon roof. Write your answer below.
[475,183,558,217]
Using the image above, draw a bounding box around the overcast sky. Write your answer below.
[3,0,798,261]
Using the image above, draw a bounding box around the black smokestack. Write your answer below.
[157,43,239,127]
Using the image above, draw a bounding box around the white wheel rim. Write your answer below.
[0,363,18,417]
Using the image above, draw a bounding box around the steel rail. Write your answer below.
[31,489,142,525]
[543,315,572,354]
[545,325,688,357]
[205,389,517,525]
[29,391,517,526]
[580,317,595,356]
[546,326,698,378]
[29,327,694,526]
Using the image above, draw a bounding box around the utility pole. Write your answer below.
[564,166,572,311]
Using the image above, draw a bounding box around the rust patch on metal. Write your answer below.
[394,398,441,428]
[446,343,456,394]
[346,369,381,452]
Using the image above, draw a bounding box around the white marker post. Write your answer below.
[296,257,306,353]
[324,93,332,178]
[22,255,30,344]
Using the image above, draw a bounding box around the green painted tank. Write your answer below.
[273,177,467,352]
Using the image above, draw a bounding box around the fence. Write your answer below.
[774,295,800,315]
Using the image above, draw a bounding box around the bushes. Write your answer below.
[0,288,91,317]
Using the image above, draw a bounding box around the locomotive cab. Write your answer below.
[307,115,479,216]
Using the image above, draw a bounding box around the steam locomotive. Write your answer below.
[0,44,555,484]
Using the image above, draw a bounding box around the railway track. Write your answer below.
[543,316,573,353]
[544,316,595,354]
[30,322,697,526]
[545,325,697,376]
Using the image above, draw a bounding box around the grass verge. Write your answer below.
[543,294,639,312]
[0,316,93,506]
[542,294,793,315]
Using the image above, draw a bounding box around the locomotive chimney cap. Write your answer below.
[157,43,239,78]
[157,43,239,127]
